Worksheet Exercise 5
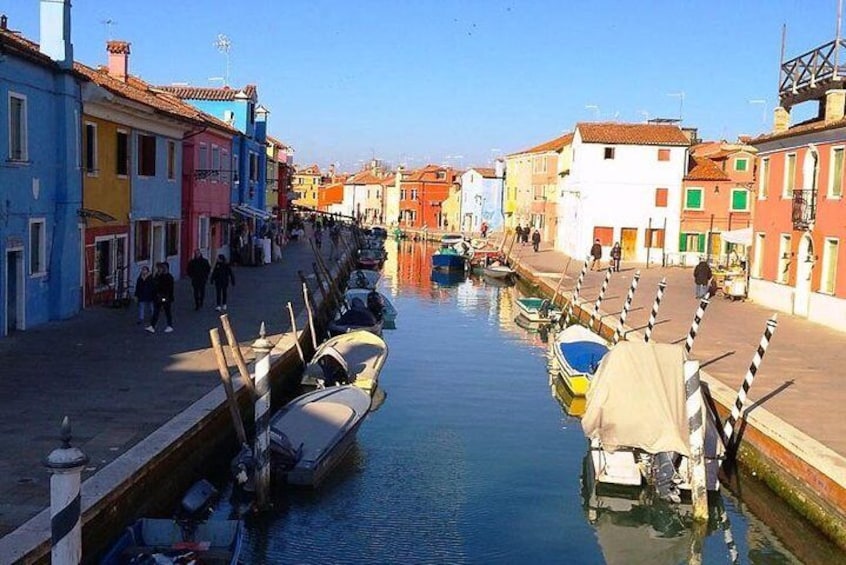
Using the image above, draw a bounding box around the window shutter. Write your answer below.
[679,233,687,252]
[698,234,706,251]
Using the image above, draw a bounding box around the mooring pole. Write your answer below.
[644,278,667,343]
[612,270,640,345]
[722,315,778,451]
[302,282,319,351]
[209,328,249,445]
[684,295,711,355]
[219,314,256,398]
[684,359,709,521]
[44,417,88,565]
[549,260,571,309]
[588,267,614,331]
[718,502,741,564]
[286,301,306,364]
[252,323,273,510]
[566,258,590,325]
[312,263,329,304]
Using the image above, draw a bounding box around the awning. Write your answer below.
[721,226,752,246]
[78,208,117,223]
[232,204,272,221]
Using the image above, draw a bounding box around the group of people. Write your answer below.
[514,225,542,252]
[134,250,236,334]
[590,239,623,272]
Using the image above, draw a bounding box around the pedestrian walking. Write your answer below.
[211,254,236,311]
[610,242,622,272]
[590,239,603,270]
[145,262,174,334]
[531,228,541,252]
[315,226,323,249]
[693,256,713,299]
[480,221,489,239]
[186,249,211,310]
[522,225,530,246]
[134,265,155,325]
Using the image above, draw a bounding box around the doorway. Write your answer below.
[5,250,25,335]
[152,223,165,266]
[620,228,637,260]
[794,234,814,317]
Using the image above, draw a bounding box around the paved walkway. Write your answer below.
[507,240,846,457]
[0,231,336,536]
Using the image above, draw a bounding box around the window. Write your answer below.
[436,171,446,180]
[603,147,615,160]
[134,220,151,261]
[167,140,176,180]
[137,134,156,176]
[759,157,769,199]
[734,158,748,172]
[84,123,97,174]
[684,187,703,210]
[657,148,670,161]
[211,145,221,181]
[94,238,114,288]
[731,188,750,211]
[655,187,668,207]
[233,154,240,184]
[753,233,765,278]
[532,156,548,173]
[116,130,129,176]
[821,238,839,294]
[198,216,210,250]
[198,143,208,171]
[166,221,179,256]
[29,219,46,276]
[249,152,258,182]
[400,189,406,200]
[411,189,418,200]
[829,147,844,198]
[777,234,791,283]
[679,233,706,253]
[221,150,228,181]
[645,228,665,248]
[783,153,796,197]
[9,93,28,161]
[593,226,613,246]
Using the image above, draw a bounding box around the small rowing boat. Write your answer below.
[551,324,609,396]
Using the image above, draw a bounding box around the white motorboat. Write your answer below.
[551,324,609,397]
[301,329,389,396]
[482,265,515,279]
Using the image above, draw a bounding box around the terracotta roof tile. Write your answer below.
[0,29,57,67]
[578,122,690,146]
[684,156,730,181]
[509,133,573,156]
[467,167,498,178]
[752,116,846,144]
[381,174,396,186]
[347,171,383,185]
[156,84,258,101]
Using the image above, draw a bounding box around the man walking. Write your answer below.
[187,249,211,310]
[693,256,713,299]
[145,262,175,334]
[531,228,541,252]
[590,239,602,270]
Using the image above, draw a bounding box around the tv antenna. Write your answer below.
[667,91,685,122]
[585,104,600,120]
[100,19,118,40]
[212,33,232,86]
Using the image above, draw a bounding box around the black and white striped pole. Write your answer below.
[684,360,709,521]
[612,270,640,345]
[44,417,88,564]
[643,278,667,343]
[684,294,711,355]
[252,323,273,510]
[588,267,614,331]
[566,258,590,325]
[719,503,740,564]
[722,315,778,451]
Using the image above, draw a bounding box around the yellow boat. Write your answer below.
[551,373,586,417]
[551,324,609,397]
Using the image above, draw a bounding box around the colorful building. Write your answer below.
[459,163,505,233]
[398,165,455,228]
[292,164,322,210]
[0,4,84,335]
[750,33,846,331]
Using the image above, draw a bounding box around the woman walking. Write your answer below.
[145,262,175,334]
[211,255,236,311]
[134,266,155,325]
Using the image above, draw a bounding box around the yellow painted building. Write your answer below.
[503,153,531,228]
[293,164,321,209]
[441,183,462,231]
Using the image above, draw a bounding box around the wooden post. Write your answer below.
[219,314,256,398]
[302,282,319,351]
[287,301,305,364]
[684,359,709,521]
[549,264,568,309]
[209,328,248,446]
[312,262,329,303]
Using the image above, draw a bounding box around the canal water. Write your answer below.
[242,239,840,564]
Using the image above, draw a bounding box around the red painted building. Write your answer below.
[398,165,457,228]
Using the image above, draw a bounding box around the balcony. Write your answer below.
[791,189,817,230]
[779,38,846,107]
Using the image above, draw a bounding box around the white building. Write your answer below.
[557,122,690,264]
[459,161,505,233]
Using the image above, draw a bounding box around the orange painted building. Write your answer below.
[398,165,456,228]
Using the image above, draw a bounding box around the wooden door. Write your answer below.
[620,228,637,260]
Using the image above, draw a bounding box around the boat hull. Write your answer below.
[431,253,466,271]
[483,266,515,279]
[515,297,562,323]
[551,325,609,397]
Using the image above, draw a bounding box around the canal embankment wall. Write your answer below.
[0,239,358,564]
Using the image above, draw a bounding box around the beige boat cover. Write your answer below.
[582,341,690,456]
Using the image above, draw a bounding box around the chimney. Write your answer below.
[1,15,8,30]
[106,40,131,82]
[825,89,846,124]
[495,159,504,179]
[773,106,791,134]
[39,0,73,69]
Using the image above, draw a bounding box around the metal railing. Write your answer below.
[780,38,846,96]
[791,189,817,230]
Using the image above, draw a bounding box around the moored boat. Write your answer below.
[482,265,515,279]
[441,233,465,246]
[431,248,467,271]
[356,249,383,270]
[269,385,372,487]
[328,298,383,336]
[551,324,609,396]
[301,330,389,396]
[346,269,381,290]
[515,297,562,323]
[344,288,398,323]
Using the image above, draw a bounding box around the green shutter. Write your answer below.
[732,190,748,211]
[698,234,706,252]
[735,159,748,172]
[679,233,687,252]
[685,188,702,209]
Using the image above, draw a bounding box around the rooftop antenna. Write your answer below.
[640,110,650,122]
[100,19,118,41]
[667,91,685,122]
[213,33,232,86]
[585,104,600,120]
[779,23,787,94]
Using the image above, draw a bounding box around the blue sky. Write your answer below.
[2,0,839,170]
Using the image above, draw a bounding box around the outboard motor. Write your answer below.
[355,271,368,288]
[317,353,351,386]
[651,451,682,503]
[269,431,302,472]
[366,290,385,321]
[230,445,256,492]
[538,299,551,319]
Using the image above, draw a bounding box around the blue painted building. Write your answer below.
[0,3,84,336]
[459,162,505,233]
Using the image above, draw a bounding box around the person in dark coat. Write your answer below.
[186,249,211,310]
[610,242,622,272]
[211,255,236,311]
[522,225,530,245]
[134,265,155,325]
[693,257,713,299]
[146,262,175,333]
[590,239,603,270]
[531,229,541,252]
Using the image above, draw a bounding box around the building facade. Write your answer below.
[459,163,505,233]
[398,165,455,228]
[292,164,321,210]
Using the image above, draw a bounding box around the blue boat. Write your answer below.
[430,269,467,286]
[432,251,466,271]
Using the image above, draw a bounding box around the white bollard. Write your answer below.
[252,323,273,510]
[684,360,708,521]
[44,417,89,565]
